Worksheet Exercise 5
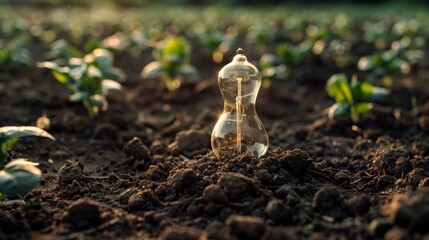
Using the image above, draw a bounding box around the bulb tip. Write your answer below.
[236,48,244,55]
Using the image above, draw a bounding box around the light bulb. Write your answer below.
[211,48,269,159]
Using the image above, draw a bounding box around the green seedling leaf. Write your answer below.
[352,81,373,103]
[90,48,114,67]
[355,102,373,114]
[0,158,41,196]
[326,74,389,123]
[328,102,349,120]
[0,126,54,166]
[141,61,164,78]
[0,126,55,143]
[69,91,88,102]
[85,48,126,82]
[371,86,390,100]
[49,39,84,59]
[102,79,122,94]
[326,74,353,103]
[179,65,198,77]
[141,37,196,91]
[37,61,70,83]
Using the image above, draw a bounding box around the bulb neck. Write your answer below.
[232,53,247,63]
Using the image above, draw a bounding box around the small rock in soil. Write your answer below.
[382,189,429,233]
[266,227,297,240]
[203,184,228,204]
[384,227,409,240]
[62,200,101,230]
[406,168,427,188]
[118,187,138,204]
[128,189,159,211]
[334,171,350,185]
[218,173,251,202]
[372,147,408,176]
[312,186,343,214]
[57,160,86,187]
[265,199,292,223]
[418,115,429,132]
[169,129,210,156]
[418,178,429,189]
[159,226,202,240]
[345,194,370,216]
[279,149,312,178]
[275,185,300,206]
[123,137,150,161]
[368,218,393,237]
[0,210,19,233]
[412,140,429,156]
[257,156,282,173]
[255,169,274,185]
[394,157,412,178]
[168,168,198,192]
[150,139,166,155]
[226,215,266,240]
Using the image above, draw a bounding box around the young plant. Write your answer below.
[0,126,54,196]
[45,39,84,61]
[259,53,288,89]
[326,74,390,123]
[0,39,31,68]
[276,41,311,67]
[358,40,423,87]
[46,40,126,82]
[193,25,235,63]
[38,48,123,118]
[141,37,198,91]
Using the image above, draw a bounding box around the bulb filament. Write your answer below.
[236,76,242,155]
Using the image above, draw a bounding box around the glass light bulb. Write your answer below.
[211,48,269,159]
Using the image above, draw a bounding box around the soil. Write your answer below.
[1,17,429,240]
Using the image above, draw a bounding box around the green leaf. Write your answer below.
[141,61,165,79]
[90,48,114,68]
[106,67,126,82]
[37,61,70,83]
[87,65,102,78]
[328,102,350,120]
[355,102,373,114]
[326,74,353,103]
[49,39,84,59]
[162,37,189,63]
[102,79,122,94]
[179,65,199,77]
[352,81,373,102]
[0,159,41,196]
[69,91,88,102]
[371,86,390,99]
[0,126,54,143]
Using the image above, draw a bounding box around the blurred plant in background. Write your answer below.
[39,48,123,117]
[141,37,198,91]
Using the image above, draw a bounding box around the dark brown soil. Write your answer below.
[1,22,429,240]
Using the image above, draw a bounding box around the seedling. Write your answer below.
[259,53,288,88]
[358,40,424,87]
[0,126,54,196]
[38,48,123,118]
[46,39,84,61]
[194,25,234,63]
[141,37,198,91]
[0,39,31,67]
[46,40,126,82]
[276,41,311,67]
[326,74,390,123]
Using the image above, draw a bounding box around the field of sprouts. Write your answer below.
[1,5,429,239]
